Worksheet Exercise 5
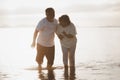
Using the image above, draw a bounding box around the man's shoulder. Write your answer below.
[40,18,46,22]
[54,18,58,23]
[54,18,57,21]
[38,18,47,24]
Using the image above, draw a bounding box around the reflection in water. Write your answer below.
[38,69,55,80]
[48,69,55,80]
[64,66,76,80]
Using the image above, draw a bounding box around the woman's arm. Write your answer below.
[57,34,64,40]
[62,31,73,38]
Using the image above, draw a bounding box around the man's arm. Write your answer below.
[31,29,38,48]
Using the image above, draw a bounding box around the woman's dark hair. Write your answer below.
[59,15,71,27]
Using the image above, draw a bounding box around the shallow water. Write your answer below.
[0,27,120,80]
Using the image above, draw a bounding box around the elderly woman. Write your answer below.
[56,15,77,77]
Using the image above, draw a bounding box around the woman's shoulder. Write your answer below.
[70,23,75,26]
[68,23,75,28]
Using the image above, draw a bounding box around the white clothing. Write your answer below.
[36,18,57,47]
[56,23,77,48]
[62,44,76,66]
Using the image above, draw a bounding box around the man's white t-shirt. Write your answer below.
[56,23,77,48]
[36,18,57,47]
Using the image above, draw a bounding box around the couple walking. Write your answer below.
[31,7,77,77]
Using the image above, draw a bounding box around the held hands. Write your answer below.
[58,34,64,40]
[62,31,73,38]
[62,31,67,36]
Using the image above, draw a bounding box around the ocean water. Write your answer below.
[0,11,120,80]
[0,27,120,80]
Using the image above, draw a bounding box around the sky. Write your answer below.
[0,0,120,13]
[0,0,120,27]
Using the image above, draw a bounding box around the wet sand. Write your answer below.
[0,62,120,80]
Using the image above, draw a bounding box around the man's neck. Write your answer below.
[47,18,54,22]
